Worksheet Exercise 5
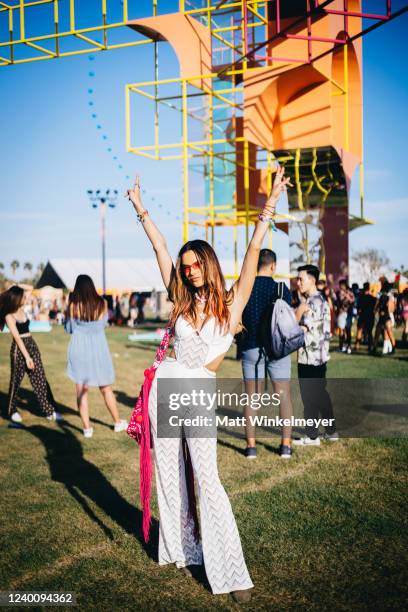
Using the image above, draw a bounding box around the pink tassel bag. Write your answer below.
[127,326,174,542]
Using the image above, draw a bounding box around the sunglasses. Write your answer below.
[181,261,201,276]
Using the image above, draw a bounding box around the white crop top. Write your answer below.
[173,315,234,368]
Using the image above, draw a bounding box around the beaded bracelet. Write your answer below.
[258,211,278,232]
[137,209,149,223]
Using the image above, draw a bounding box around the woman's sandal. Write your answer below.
[231,589,252,604]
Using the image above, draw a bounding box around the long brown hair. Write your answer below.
[168,240,232,332]
[67,275,105,321]
[0,286,24,331]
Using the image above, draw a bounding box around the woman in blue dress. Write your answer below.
[65,275,127,438]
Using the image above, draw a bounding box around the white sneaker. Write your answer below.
[46,411,63,421]
[346,347,352,355]
[83,427,94,438]
[292,436,321,446]
[382,340,392,355]
[321,431,340,442]
[11,412,23,423]
[114,419,128,433]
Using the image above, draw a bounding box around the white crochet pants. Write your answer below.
[148,357,254,595]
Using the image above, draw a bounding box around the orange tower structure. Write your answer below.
[126,1,399,283]
[1,1,404,282]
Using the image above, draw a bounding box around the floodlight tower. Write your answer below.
[87,189,118,294]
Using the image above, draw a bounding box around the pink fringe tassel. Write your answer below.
[127,326,199,544]
[140,372,153,542]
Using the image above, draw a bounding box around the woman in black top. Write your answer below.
[0,286,60,423]
[373,282,396,355]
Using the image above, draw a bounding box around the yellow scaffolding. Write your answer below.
[0,0,157,66]
[1,0,378,279]
[125,70,359,278]
[122,1,372,278]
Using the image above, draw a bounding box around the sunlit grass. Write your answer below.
[0,325,407,610]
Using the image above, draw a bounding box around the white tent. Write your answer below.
[36,256,291,293]
[36,259,166,293]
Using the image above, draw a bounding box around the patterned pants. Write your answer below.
[149,358,254,595]
[8,336,55,417]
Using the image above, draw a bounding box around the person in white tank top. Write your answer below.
[126,167,292,604]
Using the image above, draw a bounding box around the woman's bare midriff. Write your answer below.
[167,348,226,374]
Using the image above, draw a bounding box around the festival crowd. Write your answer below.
[1,168,407,604]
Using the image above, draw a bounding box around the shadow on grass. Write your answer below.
[223,354,240,362]
[217,436,281,456]
[0,388,46,420]
[0,389,113,431]
[362,404,408,418]
[115,390,137,409]
[20,421,158,560]
[217,438,246,456]
[19,420,212,592]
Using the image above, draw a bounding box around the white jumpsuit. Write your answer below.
[148,315,254,595]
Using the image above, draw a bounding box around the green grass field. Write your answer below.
[1,326,407,611]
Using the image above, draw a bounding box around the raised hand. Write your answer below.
[264,165,293,214]
[125,175,143,211]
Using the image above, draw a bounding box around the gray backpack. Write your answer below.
[257,283,305,360]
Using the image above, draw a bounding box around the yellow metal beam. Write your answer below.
[74,33,105,51]
[0,0,156,66]
[247,4,267,25]
[25,41,56,57]
[128,137,246,152]
[294,148,304,211]
[344,42,349,151]
[182,78,189,243]
[212,30,240,53]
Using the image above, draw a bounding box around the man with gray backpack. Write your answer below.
[240,249,305,459]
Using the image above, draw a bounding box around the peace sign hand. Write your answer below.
[125,175,143,211]
[264,165,293,214]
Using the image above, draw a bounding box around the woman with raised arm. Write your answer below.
[126,168,291,603]
[0,285,60,423]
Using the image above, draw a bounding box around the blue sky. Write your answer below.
[0,0,407,279]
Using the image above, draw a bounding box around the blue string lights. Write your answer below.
[85,54,239,252]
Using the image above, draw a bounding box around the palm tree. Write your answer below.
[10,260,20,279]
[24,262,33,274]
[32,262,46,286]
[0,262,4,271]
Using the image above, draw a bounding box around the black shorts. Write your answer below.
[358,317,374,329]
